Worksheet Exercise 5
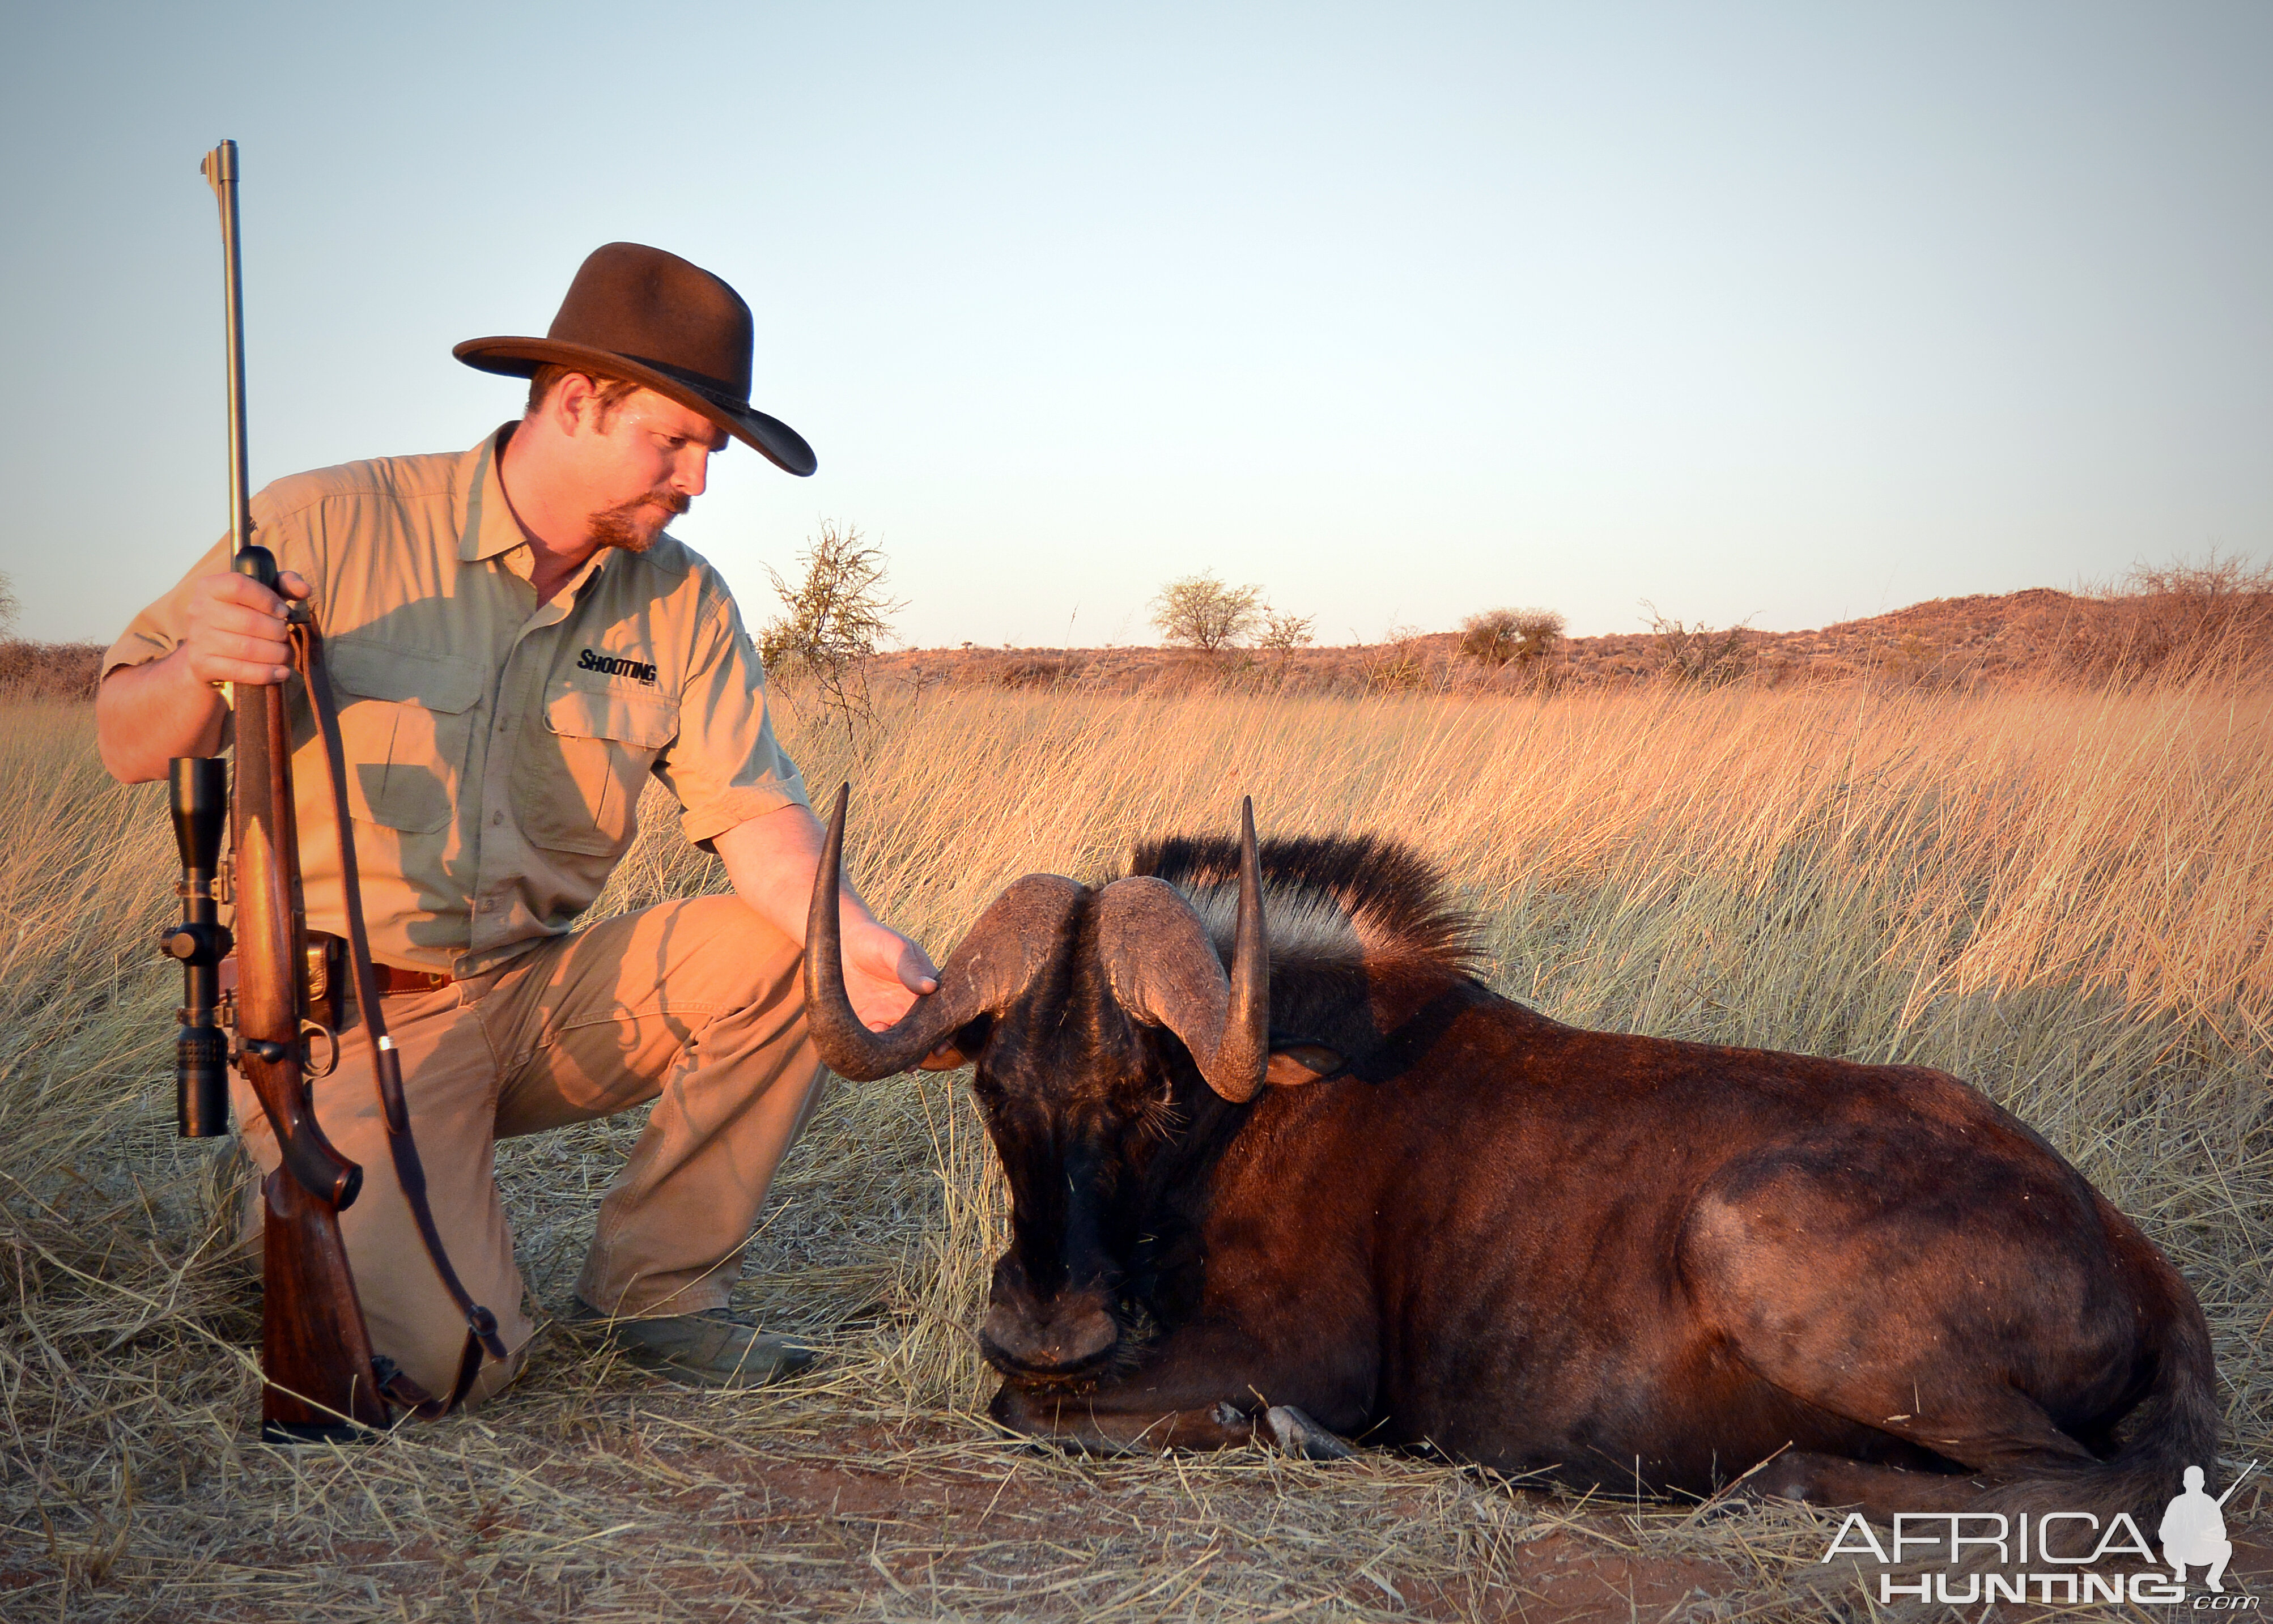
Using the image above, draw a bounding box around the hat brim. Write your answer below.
[453,337,817,478]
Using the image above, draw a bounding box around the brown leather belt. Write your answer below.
[373,964,456,996]
[215,945,452,1006]
[216,948,451,1010]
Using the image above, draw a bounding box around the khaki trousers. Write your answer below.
[233,895,825,1408]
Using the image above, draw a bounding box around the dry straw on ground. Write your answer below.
[2,674,2267,1620]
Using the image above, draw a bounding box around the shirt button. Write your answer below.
[491,811,504,826]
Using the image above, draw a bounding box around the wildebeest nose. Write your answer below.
[980,1293,1118,1374]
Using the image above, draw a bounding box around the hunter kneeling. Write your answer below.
[97,244,936,1405]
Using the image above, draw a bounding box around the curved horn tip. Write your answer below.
[1218,790,1269,1103]
[805,779,898,1078]
[812,783,852,921]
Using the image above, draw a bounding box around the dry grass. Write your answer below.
[1,675,2268,1620]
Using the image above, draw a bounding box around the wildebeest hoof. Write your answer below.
[1265,1405,1354,1460]
[1210,1401,1245,1429]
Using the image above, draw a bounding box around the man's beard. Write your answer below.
[588,487,691,552]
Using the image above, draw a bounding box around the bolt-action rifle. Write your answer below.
[163,140,505,1443]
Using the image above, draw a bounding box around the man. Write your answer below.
[98,243,936,1402]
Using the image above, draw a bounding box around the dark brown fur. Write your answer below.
[967,835,2219,1522]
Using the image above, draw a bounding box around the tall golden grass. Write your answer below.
[1,677,2266,1618]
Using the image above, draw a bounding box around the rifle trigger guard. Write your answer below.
[301,1019,341,1080]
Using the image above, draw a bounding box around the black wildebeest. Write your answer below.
[806,791,2216,1520]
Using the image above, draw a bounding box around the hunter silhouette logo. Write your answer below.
[1820,1462,2261,1608]
[2164,1463,2255,1594]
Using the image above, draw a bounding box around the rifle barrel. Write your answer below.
[199,139,252,559]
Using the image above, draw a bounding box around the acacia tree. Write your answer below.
[1257,607,1315,658]
[759,522,904,731]
[1459,607,1565,667]
[1151,572,1265,652]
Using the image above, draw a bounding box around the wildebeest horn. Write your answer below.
[805,784,1080,1081]
[1096,797,1271,1103]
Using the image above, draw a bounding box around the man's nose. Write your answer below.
[673,448,711,499]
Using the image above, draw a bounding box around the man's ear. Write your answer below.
[1265,1043,1344,1087]
[917,1045,968,1072]
[545,370,603,434]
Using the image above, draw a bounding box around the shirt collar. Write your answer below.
[457,424,532,563]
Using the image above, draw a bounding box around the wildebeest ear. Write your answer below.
[917,1018,989,1072]
[1265,1043,1343,1087]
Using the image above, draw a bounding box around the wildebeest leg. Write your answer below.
[989,1383,1260,1452]
[1264,1405,1356,1460]
[1682,1172,2115,1511]
[1743,1451,1992,1520]
[989,1386,1358,1460]
[989,1313,1376,1457]
[1721,1337,2095,1486]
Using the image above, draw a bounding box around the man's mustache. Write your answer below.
[589,486,692,552]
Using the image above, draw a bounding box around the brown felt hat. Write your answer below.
[454,243,815,477]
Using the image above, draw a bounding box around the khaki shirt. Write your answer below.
[106,427,809,975]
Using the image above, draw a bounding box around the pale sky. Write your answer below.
[3,2,2267,649]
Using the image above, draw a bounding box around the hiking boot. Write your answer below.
[571,1300,818,1389]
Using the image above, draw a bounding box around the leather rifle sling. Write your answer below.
[292,620,511,1413]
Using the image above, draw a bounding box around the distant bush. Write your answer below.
[996,657,1073,690]
[1643,604,1752,687]
[1359,626,1431,693]
[1151,573,1264,653]
[1256,608,1315,658]
[2055,552,2273,682]
[1459,607,1565,667]
[0,642,104,702]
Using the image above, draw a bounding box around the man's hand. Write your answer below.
[838,915,941,1032]
[713,803,941,1038]
[96,567,314,783]
[179,567,312,687]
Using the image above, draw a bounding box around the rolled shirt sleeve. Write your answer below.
[657,596,810,850]
[101,534,236,682]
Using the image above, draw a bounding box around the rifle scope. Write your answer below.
[164,756,232,1137]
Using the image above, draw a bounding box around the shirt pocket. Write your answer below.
[515,682,681,857]
[325,640,485,834]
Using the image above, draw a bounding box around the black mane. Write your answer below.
[1125,832,1480,975]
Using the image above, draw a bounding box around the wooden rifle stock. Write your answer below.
[231,549,392,1442]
